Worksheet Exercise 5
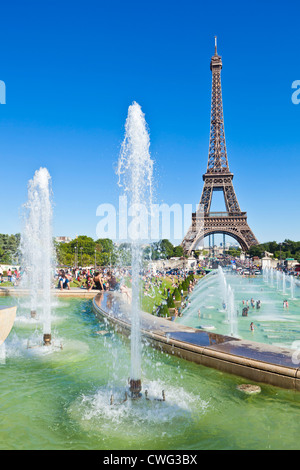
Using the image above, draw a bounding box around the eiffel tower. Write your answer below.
[182,38,258,254]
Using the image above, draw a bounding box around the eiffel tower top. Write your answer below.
[207,36,229,173]
[210,36,223,70]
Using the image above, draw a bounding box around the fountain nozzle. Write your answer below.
[30,310,36,318]
[43,333,52,346]
[129,379,142,398]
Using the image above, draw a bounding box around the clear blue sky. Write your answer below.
[0,0,299,245]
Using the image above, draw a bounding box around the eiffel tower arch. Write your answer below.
[182,38,258,254]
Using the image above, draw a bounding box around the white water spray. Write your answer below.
[290,275,295,299]
[117,102,153,391]
[227,284,237,337]
[218,266,227,308]
[218,266,237,337]
[282,272,286,294]
[21,168,54,340]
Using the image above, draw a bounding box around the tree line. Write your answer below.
[0,233,184,266]
[1,233,299,265]
[249,240,300,262]
[55,237,185,266]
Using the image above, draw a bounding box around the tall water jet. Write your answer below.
[21,168,54,345]
[218,266,227,309]
[270,267,274,287]
[117,102,153,397]
[276,270,280,290]
[263,267,269,284]
[227,284,237,337]
[282,272,286,294]
[290,275,295,299]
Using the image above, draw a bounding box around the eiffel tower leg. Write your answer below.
[182,214,258,254]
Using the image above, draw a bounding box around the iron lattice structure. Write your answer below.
[182,38,258,253]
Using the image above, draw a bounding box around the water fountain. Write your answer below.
[264,267,296,300]
[270,267,274,287]
[282,272,286,294]
[117,101,153,399]
[218,266,237,336]
[290,275,295,299]
[21,167,54,346]
[218,266,227,309]
[276,270,280,290]
[227,284,237,337]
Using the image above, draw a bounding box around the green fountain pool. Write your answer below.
[177,270,300,349]
[1,291,300,450]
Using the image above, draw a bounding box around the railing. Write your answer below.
[207,212,229,217]
[207,212,247,217]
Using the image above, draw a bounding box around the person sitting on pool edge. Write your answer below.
[58,270,70,290]
[93,271,104,290]
[107,271,120,291]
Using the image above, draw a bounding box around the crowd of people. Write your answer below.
[55,267,124,292]
[0,267,21,286]
[54,266,199,314]
[172,277,198,320]
[241,298,261,315]
[156,271,199,319]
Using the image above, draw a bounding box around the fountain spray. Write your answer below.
[21,168,54,345]
[117,102,153,398]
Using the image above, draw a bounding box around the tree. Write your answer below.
[173,287,181,301]
[167,295,175,308]
[95,238,114,254]
[149,239,175,260]
[249,245,264,258]
[159,303,170,317]
[173,245,183,257]
[0,233,21,264]
[117,243,131,266]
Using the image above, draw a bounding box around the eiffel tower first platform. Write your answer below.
[182,38,258,254]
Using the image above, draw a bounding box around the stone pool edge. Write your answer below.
[92,292,300,392]
[0,287,98,298]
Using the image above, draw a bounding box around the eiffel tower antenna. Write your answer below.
[182,38,258,253]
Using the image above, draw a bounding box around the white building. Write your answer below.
[55,236,72,244]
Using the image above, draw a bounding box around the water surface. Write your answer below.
[1,293,300,450]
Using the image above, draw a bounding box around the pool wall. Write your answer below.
[92,292,300,392]
[0,287,97,298]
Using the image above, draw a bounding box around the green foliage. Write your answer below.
[226,247,241,257]
[116,243,131,266]
[173,287,181,301]
[159,303,170,317]
[55,236,119,266]
[2,231,300,267]
[141,277,173,314]
[249,239,300,262]
[0,233,21,264]
[143,240,184,260]
[180,280,189,291]
[167,295,175,308]
[173,245,184,257]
